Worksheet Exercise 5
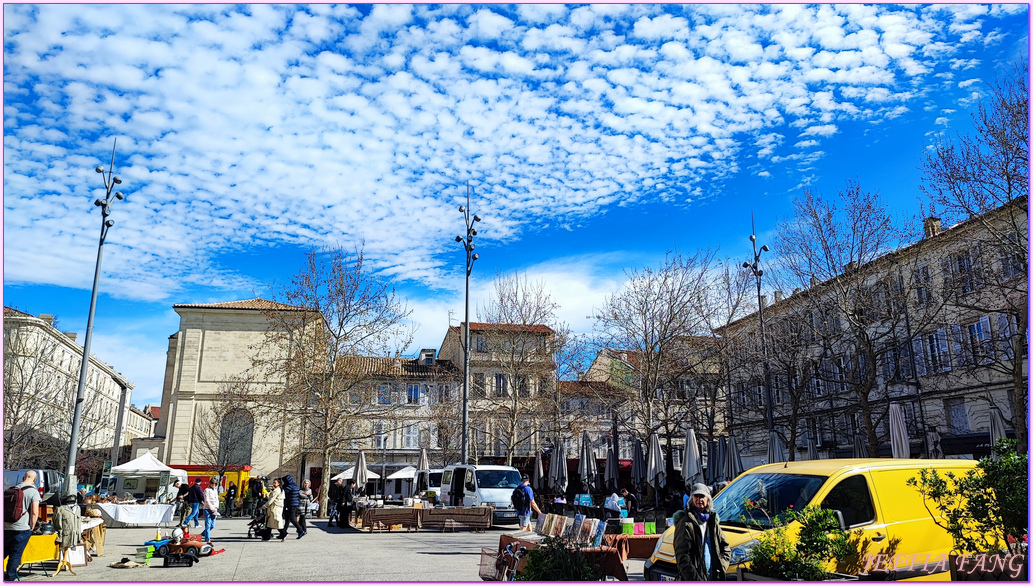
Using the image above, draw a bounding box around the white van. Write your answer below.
[413,469,443,504]
[3,469,66,504]
[441,464,522,525]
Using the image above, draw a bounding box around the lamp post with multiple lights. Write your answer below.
[742,220,775,436]
[455,183,480,465]
[65,140,126,496]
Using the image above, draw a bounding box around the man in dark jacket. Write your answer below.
[184,479,204,528]
[278,475,305,540]
[225,482,238,518]
[338,480,355,528]
[327,479,343,527]
[674,483,730,581]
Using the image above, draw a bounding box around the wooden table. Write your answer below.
[420,506,492,531]
[360,507,421,532]
[603,533,662,559]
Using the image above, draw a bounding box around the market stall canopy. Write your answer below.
[331,467,381,481]
[386,466,417,480]
[110,453,187,484]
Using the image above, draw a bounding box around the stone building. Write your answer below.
[3,307,136,475]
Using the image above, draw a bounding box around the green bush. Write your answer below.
[514,535,603,581]
[908,439,1028,554]
[745,505,857,581]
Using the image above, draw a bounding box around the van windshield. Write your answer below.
[475,470,522,489]
[429,472,442,487]
[714,472,828,529]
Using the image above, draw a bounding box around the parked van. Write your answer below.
[413,469,443,504]
[441,464,523,525]
[644,458,978,581]
[3,469,66,504]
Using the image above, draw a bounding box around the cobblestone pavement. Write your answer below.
[15,518,645,582]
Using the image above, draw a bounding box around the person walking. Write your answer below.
[265,478,284,540]
[4,470,41,581]
[297,479,313,536]
[278,475,305,541]
[338,479,356,529]
[674,483,730,581]
[225,481,238,518]
[174,480,190,524]
[327,478,343,527]
[183,478,204,528]
[515,474,542,532]
[201,477,220,543]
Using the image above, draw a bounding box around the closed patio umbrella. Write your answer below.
[630,439,647,488]
[704,440,718,485]
[548,440,568,495]
[681,427,704,488]
[578,430,598,493]
[725,434,745,480]
[716,435,729,481]
[646,433,666,507]
[852,434,869,458]
[532,449,545,492]
[926,428,944,459]
[416,448,430,472]
[889,403,910,458]
[766,431,787,464]
[604,446,619,493]
[806,437,819,461]
[989,406,1008,459]
[355,450,371,491]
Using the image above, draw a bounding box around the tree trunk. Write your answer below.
[1011,310,1029,455]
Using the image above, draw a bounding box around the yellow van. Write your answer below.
[644,458,978,581]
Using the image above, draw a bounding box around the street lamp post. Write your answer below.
[742,218,774,435]
[455,182,480,465]
[65,140,126,496]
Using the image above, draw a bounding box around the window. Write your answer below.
[407,383,421,405]
[944,398,969,434]
[881,343,913,382]
[435,384,451,404]
[821,475,876,528]
[962,316,994,365]
[374,422,386,449]
[915,265,933,306]
[1000,232,1024,281]
[403,424,419,448]
[921,329,951,373]
[378,384,391,405]
[473,373,486,398]
[494,373,508,397]
[516,376,529,398]
[946,246,984,295]
[475,333,486,353]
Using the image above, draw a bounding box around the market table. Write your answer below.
[419,506,492,531]
[91,503,176,527]
[360,506,421,532]
[498,534,629,580]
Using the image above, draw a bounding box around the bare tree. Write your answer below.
[190,377,257,479]
[774,183,938,456]
[591,250,717,459]
[476,272,565,465]
[922,63,1029,453]
[250,246,414,516]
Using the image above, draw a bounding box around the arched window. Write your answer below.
[217,409,254,466]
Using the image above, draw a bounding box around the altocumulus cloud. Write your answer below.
[3,4,1025,301]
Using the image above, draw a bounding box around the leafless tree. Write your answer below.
[475,272,566,465]
[773,183,939,456]
[190,378,258,479]
[250,245,414,516]
[922,63,1029,453]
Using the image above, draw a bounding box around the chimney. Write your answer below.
[760,295,768,308]
[923,217,942,238]
[64,332,77,342]
[774,290,784,303]
[809,276,819,287]
[39,314,54,326]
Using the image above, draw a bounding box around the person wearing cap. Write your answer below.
[673,483,730,581]
[516,475,542,532]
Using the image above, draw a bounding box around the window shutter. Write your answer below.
[978,315,994,362]
[950,325,966,369]
[910,336,926,377]
[997,312,1015,360]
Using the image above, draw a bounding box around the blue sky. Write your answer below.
[4,4,1029,406]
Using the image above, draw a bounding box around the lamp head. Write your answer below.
[749,234,756,242]
[113,176,122,184]
[742,261,751,269]
[104,219,115,228]
[455,236,463,243]
[95,166,104,174]
[115,192,124,200]
[473,215,481,222]
[470,228,477,236]
[472,253,479,261]
[94,199,104,207]
[459,205,465,213]
[757,269,764,277]
[761,244,770,252]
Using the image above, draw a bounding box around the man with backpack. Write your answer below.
[513,474,541,532]
[4,470,41,581]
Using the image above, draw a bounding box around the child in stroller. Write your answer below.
[246,496,273,541]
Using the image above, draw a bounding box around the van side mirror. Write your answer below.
[831,509,847,531]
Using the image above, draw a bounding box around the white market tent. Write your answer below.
[330,467,381,481]
[109,453,188,499]
[385,466,417,480]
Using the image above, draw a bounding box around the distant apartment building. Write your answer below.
[720,201,1027,467]
[3,307,135,475]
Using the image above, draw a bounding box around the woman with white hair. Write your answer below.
[674,483,730,580]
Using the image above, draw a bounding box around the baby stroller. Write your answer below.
[246,497,273,541]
